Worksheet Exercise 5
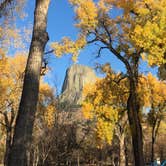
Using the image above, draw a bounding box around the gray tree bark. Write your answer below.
[8,0,51,165]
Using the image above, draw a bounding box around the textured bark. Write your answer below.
[4,127,12,166]
[151,134,155,165]
[107,41,145,165]
[109,44,145,165]
[127,78,145,166]
[8,0,50,165]
[3,108,14,166]
[119,134,125,166]
[116,113,128,166]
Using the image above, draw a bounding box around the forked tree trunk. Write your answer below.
[127,78,145,166]
[8,0,51,165]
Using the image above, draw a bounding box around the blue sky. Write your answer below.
[22,0,124,94]
[18,0,157,94]
[46,0,125,93]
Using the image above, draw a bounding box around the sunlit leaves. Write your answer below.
[0,0,31,54]
[0,54,26,114]
[82,64,166,146]
[0,54,56,132]
[82,65,129,145]
[51,35,86,62]
[53,0,166,75]
[69,0,98,30]
[39,81,56,129]
[130,0,166,66]
[138,73,166,109]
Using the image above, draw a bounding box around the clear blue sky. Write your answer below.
[18,0,157,94]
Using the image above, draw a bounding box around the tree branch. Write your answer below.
[96,46,108,58]
[0,121,8,127]
[101,20,112,43]
[87,37,98,44]
[108,45,132,76]
[113,74,128,84]
[44,49,54,55]
[0,0,14,16]
[86,29,133,76]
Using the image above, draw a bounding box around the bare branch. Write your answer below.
[0,0,14,17]
[101,21,112,43]
[0,101,13,113]
[96,46,108,58]
[10,107,15,127]
[0,121,8,127]
[44,49,54,55]
[86,28,133,76]
[113,74,128,84]
[87,37,98,44]
[108,45,132,76]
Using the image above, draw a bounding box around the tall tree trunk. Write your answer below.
[119,134,125,166]
[116,112,128,166]
[124,138,129,166]
[151,134,155,165]
[151,117,161,165]
[127,78,145,166]
[77,153,80,166]
[3,108,14,166]
[8,0,50,165]
[4,127,12,166]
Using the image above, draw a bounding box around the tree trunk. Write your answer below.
[8,0,50,165]
[3,109,14,166]
[4,127,12,166]
[151,135,155,165]
[77,153,80,166]
[151,117,161,165]
[127,78,145,166]
[119,134,125,166]
[124,138,129,166]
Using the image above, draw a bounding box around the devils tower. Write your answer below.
[60,64,97,105]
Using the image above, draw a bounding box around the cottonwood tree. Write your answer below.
[0,2,27,162]
[29,83,56,166]
[139,74,166,164]
[82,64,129,166]
[8,1,51,165]
[0,0,27,51]
[0,54,55,165]
[0,0,18,16]
[82,66,166,165]
[0,55,26,166]
[52,1,166,165]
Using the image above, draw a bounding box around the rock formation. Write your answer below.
[60,64,97,105]
[58,64,97,146]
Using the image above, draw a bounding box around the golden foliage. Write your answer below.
[52,0,166,77]
[138,73,166,108]
[82,65,128,145]
[0,54,26,115]
[51,35,86,62]
[69,0,98,30]
[0,54,56,131]
[82,64,166,145]
[129,0,166,66]
[0,0,30,52]
[39,81,56,128]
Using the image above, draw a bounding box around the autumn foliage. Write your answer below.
[0,0,166,165]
